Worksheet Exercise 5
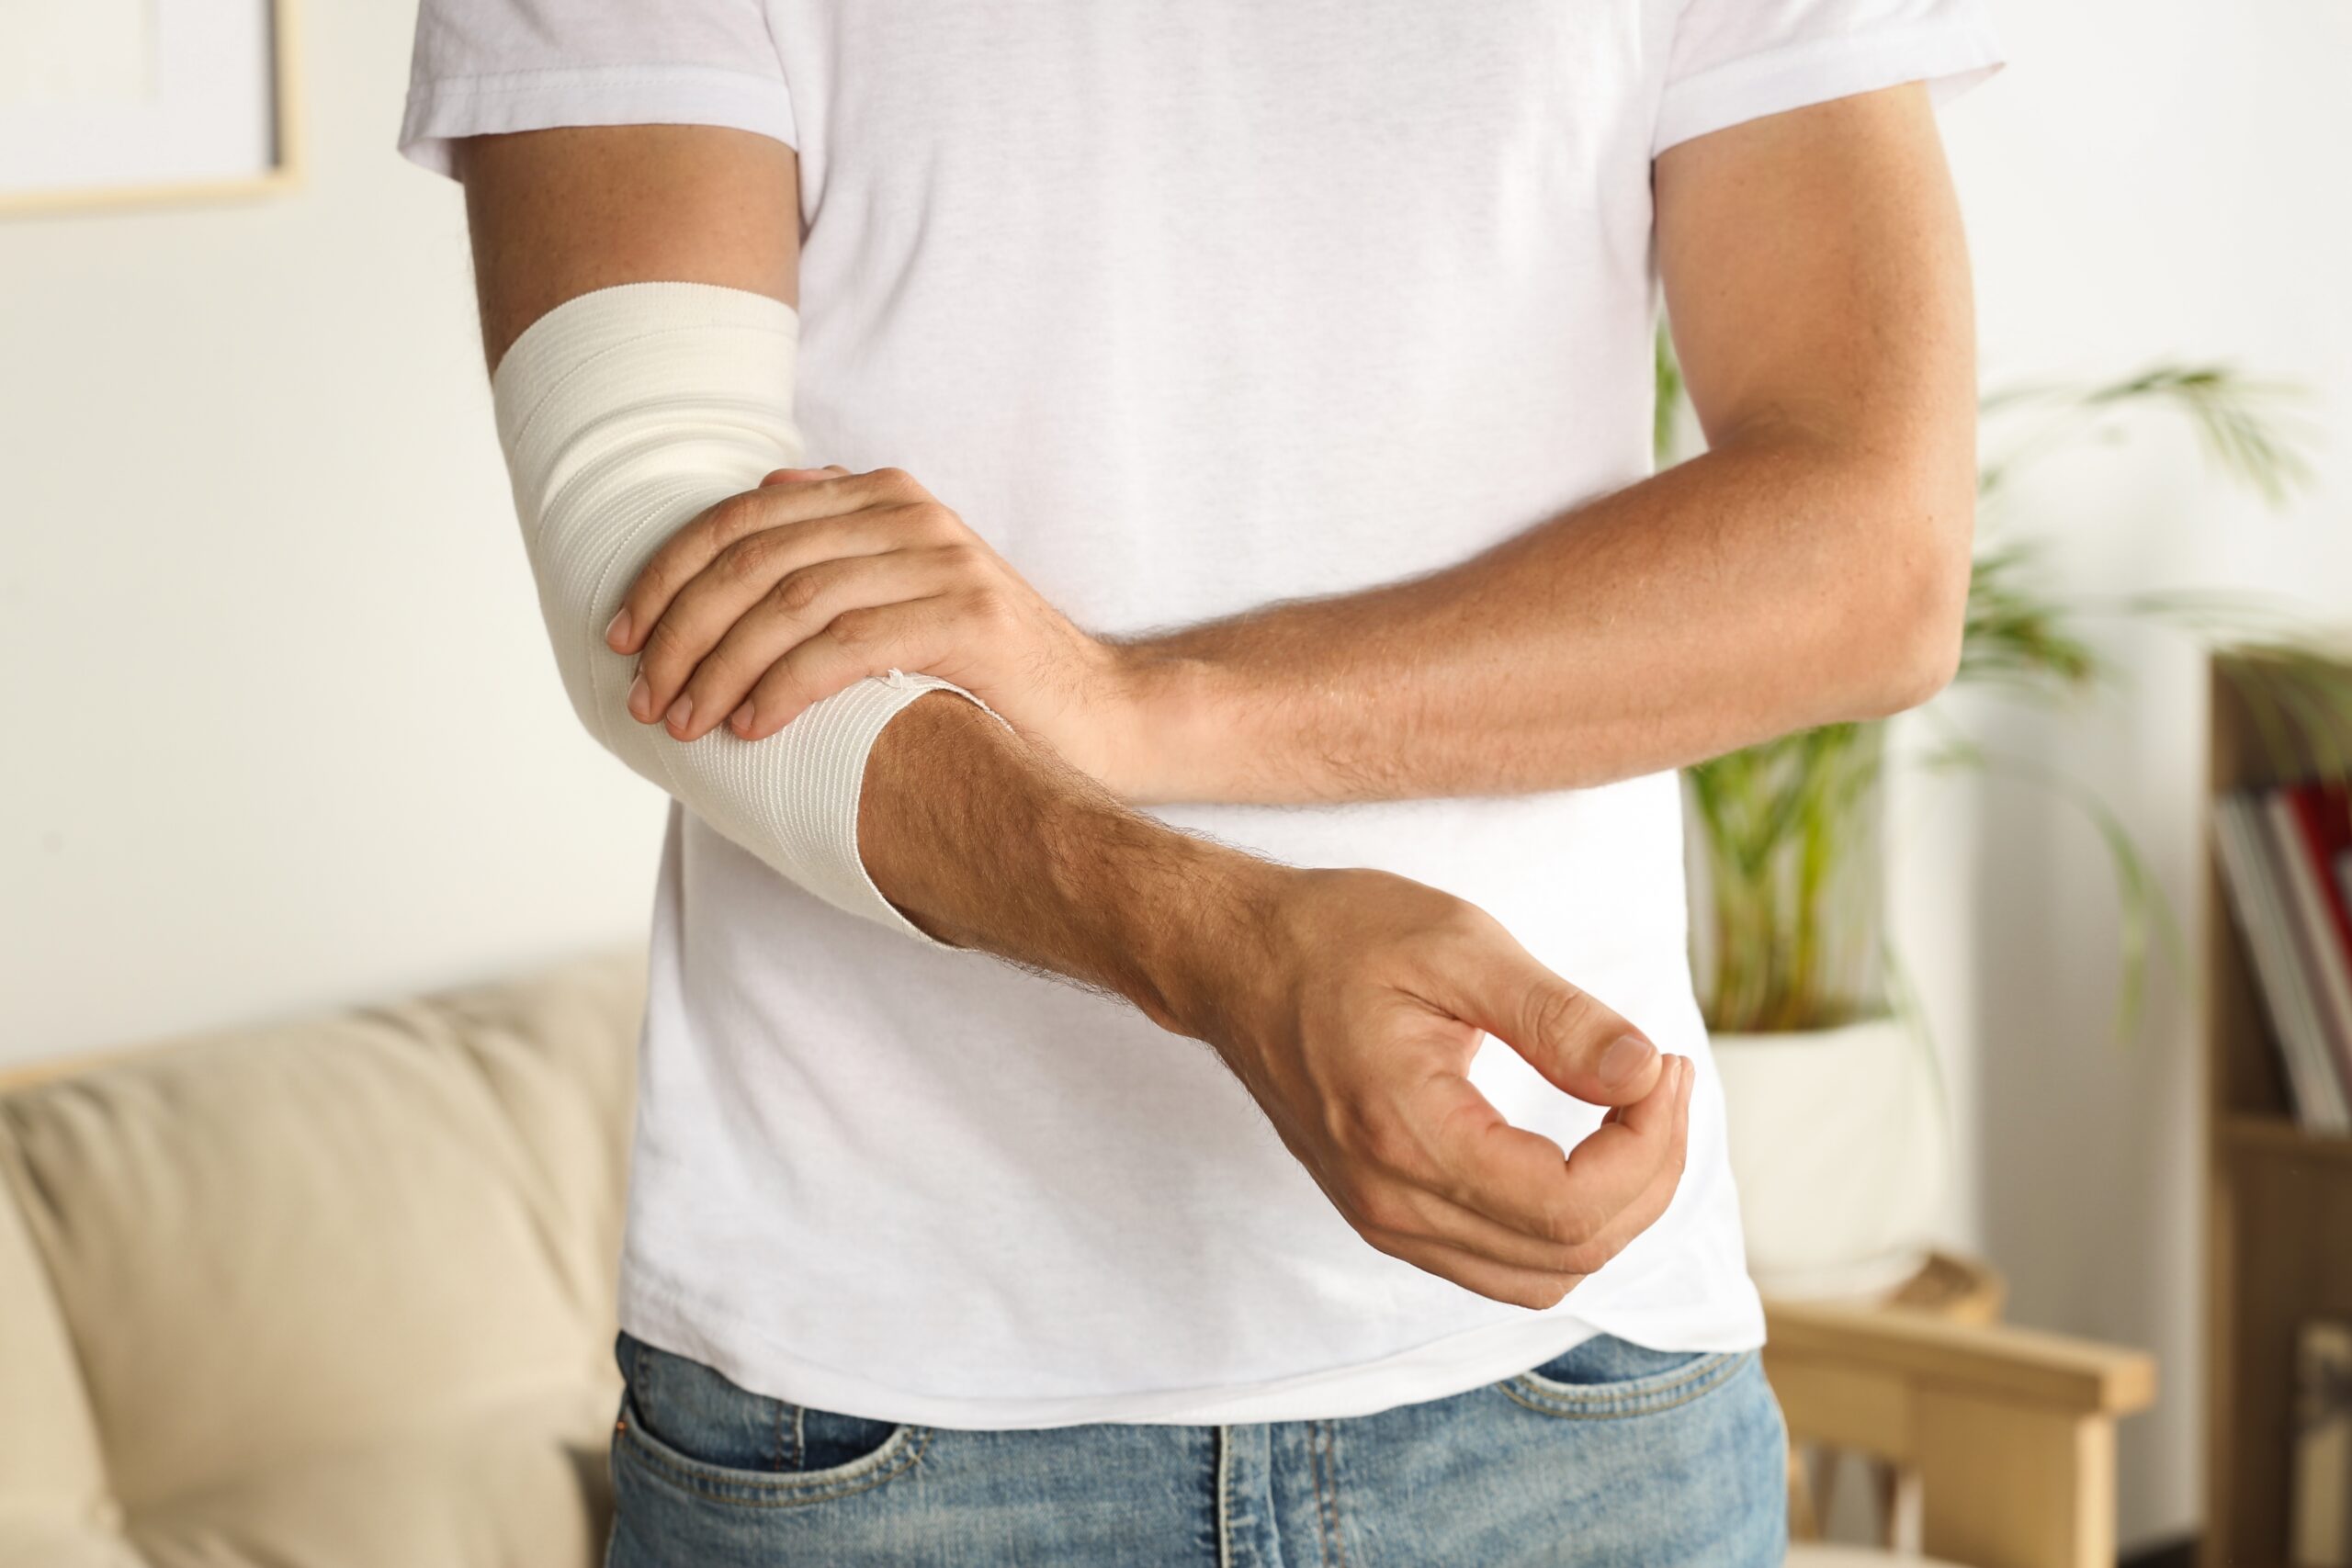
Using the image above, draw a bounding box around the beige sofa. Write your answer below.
[0,949,648,1568]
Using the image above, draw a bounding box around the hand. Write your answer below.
[604,465,1148,788]
[1183,865,1692,1309]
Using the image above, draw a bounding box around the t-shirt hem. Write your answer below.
[398,64,799,177]
[1653,15,2007,157]
[618,1262,1768,1430]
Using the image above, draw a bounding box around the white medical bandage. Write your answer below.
[490,281,982,945]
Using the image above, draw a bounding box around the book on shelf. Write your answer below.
[2283,780,2352,975]
[2213,787,2352,1133]
[2269,788,2352,1114]
[2296,1318,2352,1568]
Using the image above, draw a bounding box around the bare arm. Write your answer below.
[456,124,1691,1309]
[611,84,1974,807]
[1114,83,1977,801]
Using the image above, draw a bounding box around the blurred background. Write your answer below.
[2,2,2348,1563]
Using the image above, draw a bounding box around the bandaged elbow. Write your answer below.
[490,280,979,944]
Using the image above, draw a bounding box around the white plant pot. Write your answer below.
[1712,1014,1949,1301]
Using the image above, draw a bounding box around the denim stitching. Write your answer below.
[1215,1426,1234,1568]
[633,1337,658,1419]
[620,1415,933,1509]
[1321,1419,1349,1568]
[1518,1348,1731,1404]
[1499,1349,1753,1419]
[1307,1421,1331,1568]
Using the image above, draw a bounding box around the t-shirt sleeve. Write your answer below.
[398,0,796,177]
[1654,0,2005,158]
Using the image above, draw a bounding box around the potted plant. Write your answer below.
[1657,341,2330,1298]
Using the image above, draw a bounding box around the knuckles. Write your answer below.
[865,466,926,502]
[907,499,967,544]
[1343,1184,1416,1238]
[638,613,695,667]
[957,586,1015,631]
[702,491,768,545]
[829,604,888,649]
[768,568,828,617]
[935,541,988,576]
[1532,1198,1600,1250]
[1524,983,1599,1057]
[754,666,817,716]
[717,531,781,588]
[1551,1237,1616,1277]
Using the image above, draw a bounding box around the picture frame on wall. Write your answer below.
[0,0,300,216]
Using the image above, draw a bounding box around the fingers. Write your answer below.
[1416,1059,1688,1252]
[1570,1055,1695,1258]
[1550,1053,1690,1242]
[662,548,961,741]
[1446,927,1663,1108]
[1365,1175,1613,1277]
[760,465,851,487]
[603,465,928,663]
[732,600,956,735]
[1355,1227,1591,1312]
[1351,1063,1692,1309]
[609,463,967,735]
[622,505,932,733]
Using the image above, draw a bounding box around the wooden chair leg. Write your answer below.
[1789,1442,1823,1541]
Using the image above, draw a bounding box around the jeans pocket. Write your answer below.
[614,1330,929,1503]
[1498,1332,1752,1419]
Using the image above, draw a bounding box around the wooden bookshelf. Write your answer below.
[2204,649,2352,1567]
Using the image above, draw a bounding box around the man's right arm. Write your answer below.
[456,123,1693,1311]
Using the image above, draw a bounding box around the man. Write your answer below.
[401,2,1999,1561]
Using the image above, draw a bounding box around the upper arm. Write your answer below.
[456,124,801,374]
[1653,83,1976,492]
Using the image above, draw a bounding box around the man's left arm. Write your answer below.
[616,81,1976,804]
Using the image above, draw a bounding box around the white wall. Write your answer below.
[2,0,2346,1551]
[0,0,667,1058]
[1921,0,2352,1549]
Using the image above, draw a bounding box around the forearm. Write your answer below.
[859,692,1276,1040]
[1118,423,1973,805]
[1113,86,1976,808]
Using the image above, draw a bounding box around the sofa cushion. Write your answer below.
[0,1173,112,1542]
[127,1381,616,1568]
[0,947,645,1562]
[0,1518,146,1568]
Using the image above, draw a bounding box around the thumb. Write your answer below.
[760,464,851,486]
[1454,942,1662,1108]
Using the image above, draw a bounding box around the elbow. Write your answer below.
[1876,602,1963,716]
[1856,469,1973,718]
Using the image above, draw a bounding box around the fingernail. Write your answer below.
[665,694,694,730]
[628,672,650,719]
[729,702,754,734]
[1598,1034,1657,1089]
[605,607,632,648]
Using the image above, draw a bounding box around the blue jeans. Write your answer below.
[604,1328,1785,1565]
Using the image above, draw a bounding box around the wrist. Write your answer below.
[1104,642,1224,805]
[1109,836,1291,1045]
[862,687,1290,1041]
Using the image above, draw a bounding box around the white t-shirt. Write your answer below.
[402,0,2001,1428]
